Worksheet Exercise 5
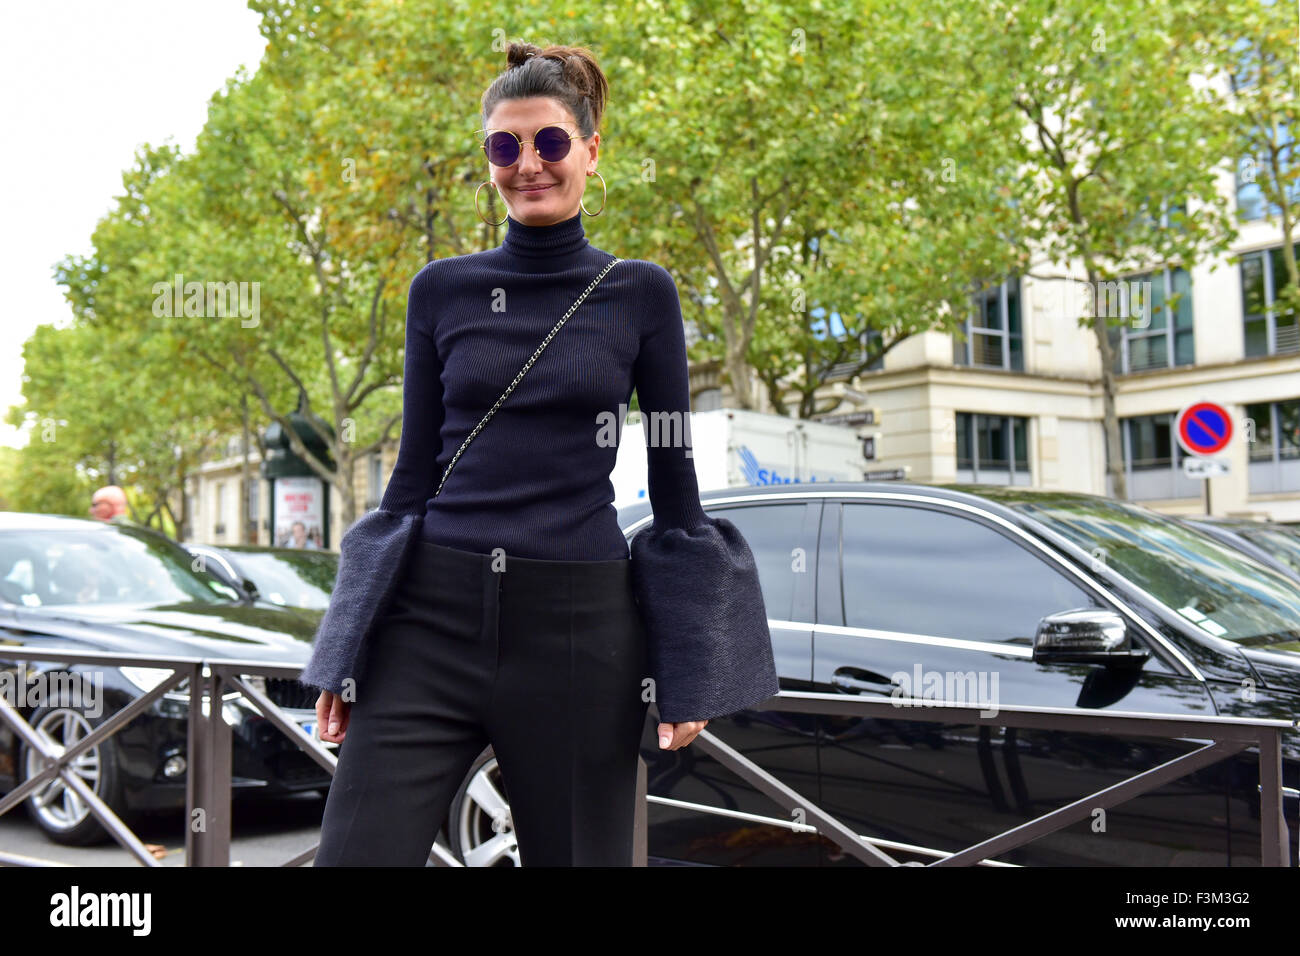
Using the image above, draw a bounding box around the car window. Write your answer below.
[232,552,337,608]
[841,503,1099,645]
[1009,497,1300,645]
[0,528,238,607]
[1238,528,1300,575]
[701,504,806,621]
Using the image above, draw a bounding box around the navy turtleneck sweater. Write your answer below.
[384,210,707,559]
[299,210,780,723]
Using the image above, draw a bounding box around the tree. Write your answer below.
[950,0,1240,498]
[1194,0,1300,323]
[606,0,1024,414]
[49,145,245,534]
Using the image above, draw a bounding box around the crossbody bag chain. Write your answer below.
[433,254,624,499]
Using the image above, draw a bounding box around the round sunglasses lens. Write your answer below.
[484,133,519,166]
[535,127,572,162]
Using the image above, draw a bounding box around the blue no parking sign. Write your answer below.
[1175,402,1233,456]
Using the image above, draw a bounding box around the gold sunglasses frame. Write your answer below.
[474,125,585,167]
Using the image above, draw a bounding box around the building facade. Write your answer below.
[784,160,1299,521]
[185,437,396,548]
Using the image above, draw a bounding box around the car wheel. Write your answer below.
[447,747,520,866]
[18,698,133,846]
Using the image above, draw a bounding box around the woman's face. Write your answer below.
[484,97,598,226]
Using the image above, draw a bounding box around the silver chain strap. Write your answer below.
[433,255,623,499]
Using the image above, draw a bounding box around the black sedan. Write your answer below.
[181,543,338,610]
[0,512,330,845]
[1182,516,1300,583]
[440,482,1300,866]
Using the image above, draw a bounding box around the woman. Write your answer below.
[300,41,778,867]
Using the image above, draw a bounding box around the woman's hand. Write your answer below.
[658,719,708,750]
[315,690,352,744]
[317,692,703,749]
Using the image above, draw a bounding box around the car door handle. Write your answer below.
[831,667,898,694]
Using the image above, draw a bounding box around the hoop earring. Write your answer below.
[580,170,608,217]
[475,180,508,226]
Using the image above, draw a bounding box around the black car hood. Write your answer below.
[1,601,324,665]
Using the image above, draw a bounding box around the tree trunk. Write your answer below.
[336,441,357,533]
[161,498,179,538]
[1090,268,1127,500]
[240,396,254,544]
[725,338,754,411]
[175,452,189,540]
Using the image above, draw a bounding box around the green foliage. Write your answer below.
[5,0,1288,518]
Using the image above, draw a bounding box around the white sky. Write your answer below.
[0,1,265,449]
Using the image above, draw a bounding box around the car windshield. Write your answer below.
[1236,527,1300,576]
[1005,496,1300,646]
[0,527,241,607]
[232,551,336,609]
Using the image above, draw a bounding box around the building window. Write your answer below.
[820,311,885,379]
[214,482,227,537]
[1106,267,1195,373]
[1127,415,1176,471]
[1241,242,1300,357]
[366,453,385,510]
[1236,123,1297,222]
[955,412,1030,484]
[1119,413,1201,501]
[1244,398,1300,494]
[953,278,1023,371]
[694,388,723,412]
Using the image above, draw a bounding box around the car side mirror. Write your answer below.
[1033,608,1149,668]
[240,577,260,600]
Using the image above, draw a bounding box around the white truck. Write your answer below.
[610,407,878,511]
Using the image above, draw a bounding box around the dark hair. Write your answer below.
[480,41,610,139]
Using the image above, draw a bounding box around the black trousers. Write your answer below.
[313,538,650,866]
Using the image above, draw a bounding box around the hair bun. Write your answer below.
[506,41,540,69]
[484,42,609,137]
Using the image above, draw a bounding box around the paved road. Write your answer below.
[0,792,330,866]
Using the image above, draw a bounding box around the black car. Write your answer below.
[1182,516,1300,583]
[0,513,331,845]
[439,482,1300,866]
[181,543,339,610]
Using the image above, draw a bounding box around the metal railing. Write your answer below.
[0,649,1294,866]
[680,692,1296,866]
[0,649,340,868]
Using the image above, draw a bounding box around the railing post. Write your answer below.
[633,755,647,867]
[186,663,232,866]
[1257,727,1289,867]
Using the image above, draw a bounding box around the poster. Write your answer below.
[274,476,324,549]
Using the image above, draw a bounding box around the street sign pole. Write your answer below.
[1174,401,1233,518]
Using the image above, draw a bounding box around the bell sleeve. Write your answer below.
[298,263,445,696]
[628,264,780,724]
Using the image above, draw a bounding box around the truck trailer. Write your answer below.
[610,407,878,510]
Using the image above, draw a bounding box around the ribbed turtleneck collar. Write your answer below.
[500,211,589,259]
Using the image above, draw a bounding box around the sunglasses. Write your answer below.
[475,125,583,167]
